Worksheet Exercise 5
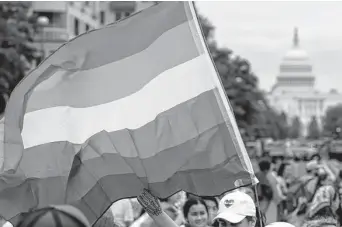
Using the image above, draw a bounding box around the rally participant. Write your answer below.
[137,190,256,227]
[213,191,256,227]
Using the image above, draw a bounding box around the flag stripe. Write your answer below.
[22,55,216,148]
[0,176,67,221]
[67,123,248,199]
[44,2,192,71]
[26,20,202,112]
[19,89,226,179]
[19,121,235,179]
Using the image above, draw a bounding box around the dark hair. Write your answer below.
[183,198,209,219]
[258,160,271,172]
[17,207,87,227]
[277,163,287,177]
[311,154,321,161]
[201,196,218,208]
[271,156,284,164]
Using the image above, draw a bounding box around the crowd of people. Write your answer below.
[1,151,341,227]
[255,152,342,227]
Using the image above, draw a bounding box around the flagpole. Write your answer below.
[254,185,264,227]
[189,2,263,226]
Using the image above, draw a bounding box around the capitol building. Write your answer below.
[267,28,342,136]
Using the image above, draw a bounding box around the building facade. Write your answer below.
[267,28,342,136]
[32,1,155,58]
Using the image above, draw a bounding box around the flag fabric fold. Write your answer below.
[0,2,257,225]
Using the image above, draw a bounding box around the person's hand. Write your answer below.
[137,189,163,216]
[298,196,307,205]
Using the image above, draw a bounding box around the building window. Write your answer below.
[85,24,90,32]
[74,18,79,36]
[125,12,130,17]
[100,11,105,24]
[115,12,122,21]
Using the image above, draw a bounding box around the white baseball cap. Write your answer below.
[213,191,256,223]
[266,222,295,227]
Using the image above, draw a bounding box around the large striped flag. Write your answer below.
[0,2,257,225]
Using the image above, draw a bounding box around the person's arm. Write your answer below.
[137,189,180,227]
[267,172,283,203]
[320,163,336,182]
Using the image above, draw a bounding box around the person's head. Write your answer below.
[311,154,321,162]
[258,160,271,173]
[17,205,90,227]
[306,160,319,174]
[213,191,256,227]
[271,157,284,171]
[201,197,219,225]
[317,168,328,182]
[183,198,209,227]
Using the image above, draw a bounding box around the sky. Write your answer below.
[196,1,342,92]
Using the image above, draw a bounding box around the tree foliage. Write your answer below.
[307,116,320,140]
[0,1,39,113]
[198,15,283,140]
[323,104,342,137]
[289,116,302,139]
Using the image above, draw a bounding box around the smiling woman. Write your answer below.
[182,198,210,227]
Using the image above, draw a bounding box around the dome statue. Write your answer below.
[278,27,314,78]
[283,27,310,61]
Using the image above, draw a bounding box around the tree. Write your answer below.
[277,111,289,139]
[289,116,302,139]
[198,15,271,140]
[0,2,39,113]
[307,116,320,139]
[323,104,342,138]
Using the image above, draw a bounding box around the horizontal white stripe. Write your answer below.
[22,54,217,149]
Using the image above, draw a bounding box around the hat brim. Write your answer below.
[213,212,246,224]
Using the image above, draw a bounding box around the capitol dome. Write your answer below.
[281,28,311,64]
[273,27,315,91]
[284,49,309,61]
[278,27,314,78]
